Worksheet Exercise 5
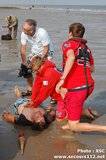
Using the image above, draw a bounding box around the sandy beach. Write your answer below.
[0,6,106,160]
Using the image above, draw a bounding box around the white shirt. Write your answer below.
[21,27,54,59]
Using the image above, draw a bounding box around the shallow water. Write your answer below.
[0,6,106,160]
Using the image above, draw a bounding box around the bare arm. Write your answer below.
[20,44,27,65]
[43,45,49,57]
[9,21,17,28]
[61,49,75,79]
[90,65,95,73]
[56,49,75,93]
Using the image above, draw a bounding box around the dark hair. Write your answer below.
[31,112,55,131]
[15,114,33,126]
[69,23,85,38]
[25,19,37,27]
[15,114,47,131]
[44,112,55,124]
[31,121,46,131]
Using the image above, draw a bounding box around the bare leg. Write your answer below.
[14,85,22,98]
[8,27,12,35]
[62,120,106,133]
[82,107,99,119]
[12,26,18,39]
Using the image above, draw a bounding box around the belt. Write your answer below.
[68,84,93,92]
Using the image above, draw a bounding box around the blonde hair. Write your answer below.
[31,56,46,71]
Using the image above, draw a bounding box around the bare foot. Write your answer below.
[14,85,22,98]
[2,112,15,123]
[86,108,100,119]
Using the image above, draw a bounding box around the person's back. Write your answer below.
[31,59,62,108]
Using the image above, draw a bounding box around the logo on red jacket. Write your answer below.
[43,80,48,86]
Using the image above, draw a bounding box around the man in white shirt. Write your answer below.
[20,19,54,95]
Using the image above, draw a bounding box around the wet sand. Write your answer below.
[0,6,106,160]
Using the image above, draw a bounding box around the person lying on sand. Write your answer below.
[2,85,99,129]
[2,86,55,131]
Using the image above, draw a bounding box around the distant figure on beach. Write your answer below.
[56,22,106,133]
[19,19,54,95]
[5,15,18,39]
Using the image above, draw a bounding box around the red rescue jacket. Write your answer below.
[62,38,94,89]
[31,60,62,108]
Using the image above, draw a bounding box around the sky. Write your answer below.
[0,0,106,6]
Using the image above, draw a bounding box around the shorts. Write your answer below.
[64,85,94,121]
[10,97,28,115]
